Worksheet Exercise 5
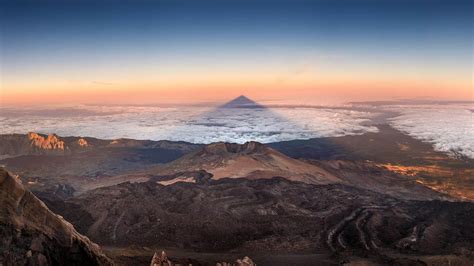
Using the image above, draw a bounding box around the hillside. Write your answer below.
[157,141,341,184]
[0,168,113,265]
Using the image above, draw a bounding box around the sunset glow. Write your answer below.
[1,0,472,105]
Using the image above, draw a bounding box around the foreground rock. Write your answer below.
[150,250,256,266]
[150,251,172,266]
[217,256,256,266]
[0,168,113,265]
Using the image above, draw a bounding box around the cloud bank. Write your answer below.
[1,103,472,159]
[0,105,378,143]
[389,104,474,159]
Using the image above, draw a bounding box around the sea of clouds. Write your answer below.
[0,103,472,158]
[388,104,474,159]
[0,105,378,143]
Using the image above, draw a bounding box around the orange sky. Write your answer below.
[2,69,472,106]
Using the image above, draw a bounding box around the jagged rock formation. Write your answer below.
[0,168,113,265]
[150,251,172,266]
[0,133,70,157]
[28,132,68,153]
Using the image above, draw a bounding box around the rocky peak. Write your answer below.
[203,141,268,155]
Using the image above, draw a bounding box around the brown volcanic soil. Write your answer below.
[307,160,451,201]
[42,176,474,265]
[1,125,471,200]
[138,141,448,201]
[155,141,341,185]
[0,168,113,265]
[269,125,474,200]
[1,127,474,264]
[268,124,464,165]
[0,135,201,195]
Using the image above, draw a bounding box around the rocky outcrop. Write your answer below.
[28,132,67,152]
[149,250,256,266]
[217,256,256,266]
[150,251,172,266]
[0,133,70,157]
[0,168,113,265]
[0,133,201,159]
[77,138,90,147]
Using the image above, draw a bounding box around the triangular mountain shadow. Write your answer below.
[220,95,265,108]
[162,95,307,144]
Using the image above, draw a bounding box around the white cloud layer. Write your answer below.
[388,104,474,159]
[0,105,378,144]
[1,103,472,159]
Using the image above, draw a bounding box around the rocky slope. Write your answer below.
[155,141,341,185]
[1,129,473,264]
[0,168,113,265]
[0,133,70,157]
[269,125,474,200]
[1,127,471,200]
[0,133,201,195]
[147,142,445,201]
[44,175,474,265]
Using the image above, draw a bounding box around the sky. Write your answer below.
[0,0,472,106]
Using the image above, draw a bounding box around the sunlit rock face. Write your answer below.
[0,168,113,265]
[0,133,95,157]
[0,133,70,157]
[150,251,172,266]
[28,132,67,153]
[77,138,89,147]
